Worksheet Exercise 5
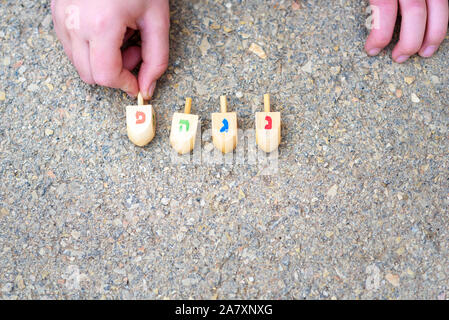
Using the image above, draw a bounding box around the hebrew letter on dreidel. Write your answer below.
[170,98,199,155]
[136,111,146,124]
[179,119,190,132]
[220,119,229,133]
[126,93,156,147]
[264,116,272,130]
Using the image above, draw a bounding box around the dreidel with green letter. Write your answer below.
[256,94,281,152]
[170,98,199,154]
[212,95,238,154]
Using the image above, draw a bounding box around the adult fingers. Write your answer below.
[71,38,94,84]
[392,0,427,63]
[365,0,399,56]
[138,1,170,100]
[89,23,139,97]
[419,0,449,57]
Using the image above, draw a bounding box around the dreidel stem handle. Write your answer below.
[184,98,192,114]
[138,92,145,106]
[220,95,227,113]
[264,94,270,112]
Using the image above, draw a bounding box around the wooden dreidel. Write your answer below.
[126,93,156,147]
[256,94,281,152]
[169,98,199,154]
[212,95,238,153]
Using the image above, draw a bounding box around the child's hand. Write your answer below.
[365,0,448,63]
[51,0,169,99]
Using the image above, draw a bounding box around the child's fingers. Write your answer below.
[123,28,136,45]
[89,30,139,97]
[419,0,449,57]
[138,1,170,100]
[58,34,74,64]
[392,0,427,63]
[72,38,95,84]
[51,1,73,62]
[365,0,399,56]
[122,46,142,71]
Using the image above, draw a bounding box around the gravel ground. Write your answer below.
[0,0,448,299]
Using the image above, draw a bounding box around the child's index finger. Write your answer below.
[89,23,139,96]
[137,0,170,100]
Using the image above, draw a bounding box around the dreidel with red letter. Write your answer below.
[212,95,238,154]
[256,94,281,152]
[126,93,156,147]
[170,98,199,154]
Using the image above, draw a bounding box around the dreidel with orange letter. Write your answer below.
[126,93,156,147]
[212,95,238,154]
[256,94,281,152]
[170,98,199,154]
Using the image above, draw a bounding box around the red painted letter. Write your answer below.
[136,111,146,124]
[264,116,272,130]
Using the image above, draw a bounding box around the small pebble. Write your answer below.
[385,273,400,287]
[28,84,39,92]
[404,76,415,85]
[411,93,420,103]
[41,15,52,28]
[15,275,25,290]
[0,91,5,101]
[249,43,267,59]
[327,184,338,198]
[45,128,54,136]
[330,66,341,75]
[71,230,81,239]
[18,65,28,74]
[0,207,9,217]
[199,37,210,56]
[292,1,301,10]
[430,75,440,84]
[301,61,313,73]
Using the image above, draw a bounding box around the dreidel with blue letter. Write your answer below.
[212,95,238,153]
[256,94,281,152]
[170,98,199,154]
[126,92,156,147]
